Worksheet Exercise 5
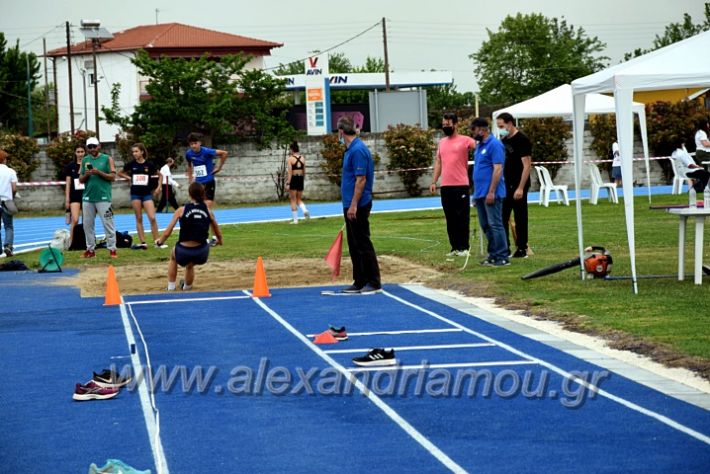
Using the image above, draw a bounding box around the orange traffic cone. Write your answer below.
[104,265,121,306]
[252,256,271,298]
[313,330,338,345]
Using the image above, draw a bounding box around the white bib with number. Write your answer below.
[194,165,208,178]
[73,178,85,190]
[132,174,149,186]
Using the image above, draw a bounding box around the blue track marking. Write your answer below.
[11,185,676,253]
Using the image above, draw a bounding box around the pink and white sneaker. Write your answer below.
[72,380,119,401]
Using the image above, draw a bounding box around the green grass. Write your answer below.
[13,194,710,363]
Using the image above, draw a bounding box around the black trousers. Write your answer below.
[687,168,710,192]
[440,185,470,251]
[344,202,381,289]
[157,185,179,213]
[502,187,529,252]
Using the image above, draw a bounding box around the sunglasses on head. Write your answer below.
[87,144,98,149]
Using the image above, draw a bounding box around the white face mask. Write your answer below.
[498,127,509,137]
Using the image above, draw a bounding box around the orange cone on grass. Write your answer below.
[313,330,338,344]
[252,256,271,297]
[104,265,121,306]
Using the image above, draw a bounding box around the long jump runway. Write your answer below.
[0,271,708,473]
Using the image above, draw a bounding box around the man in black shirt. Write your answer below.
[496,113,532,258]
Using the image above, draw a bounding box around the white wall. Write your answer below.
[55,52,138,141]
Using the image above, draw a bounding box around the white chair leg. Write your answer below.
[562,190,569,206]
[590,185,598,205]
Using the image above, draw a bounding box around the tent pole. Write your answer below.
[572,93,587,281]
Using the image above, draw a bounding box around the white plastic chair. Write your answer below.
[537,165,569,206]
[588,164,618,204]
[533,166,547,206]
[669,156,693,195]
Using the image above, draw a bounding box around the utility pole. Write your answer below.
[66,21,75,134]
[92,38,100,140]
[26,54,33,137]
[382,17,390,92]
[43,38,51,138]
[155,9,160,24]
[52,58,58,133]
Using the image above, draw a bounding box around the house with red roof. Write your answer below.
[47,23,282,141]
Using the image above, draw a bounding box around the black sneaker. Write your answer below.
[512,248,528,259]
[480,258,496,266]
[493,259,511,267]
[360,284,382,295]
[340,284,363,294]
[131,243,148,250]
[352,348,397,367]
[328,325,349,341]
[92,369,132,388]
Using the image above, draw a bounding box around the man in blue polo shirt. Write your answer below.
[471,117,509,266]
[185,132,229,210]
[338,116,381,294]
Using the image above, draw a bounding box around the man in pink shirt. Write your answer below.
[429,112,476,257]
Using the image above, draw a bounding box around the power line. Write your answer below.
[263,20,382,71]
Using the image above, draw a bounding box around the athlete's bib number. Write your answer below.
[73,178,85,190]
[194,165,208,178]
[132,174,149,186]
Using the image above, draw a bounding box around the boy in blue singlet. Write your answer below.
[185,132,229,210]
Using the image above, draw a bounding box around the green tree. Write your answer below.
[426,82,476,129]
[624,5,710,60]
[0,33,41,134]
[103,50,297,159]
[0,132,40,181]
[470,13,607,107]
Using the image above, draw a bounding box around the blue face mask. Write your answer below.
[498,127,509,138]
[339,134,346,145]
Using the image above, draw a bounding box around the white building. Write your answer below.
[47,23,282,141]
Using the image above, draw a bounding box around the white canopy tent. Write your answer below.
[571,30,710,294]
[491,84,651,199]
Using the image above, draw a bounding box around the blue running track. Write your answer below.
[0,270,707,473]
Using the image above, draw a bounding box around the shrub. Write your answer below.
[320,134,347,187]
[0,133,39,181]
[519,117,571,180]
[589,114,617,176]
[383,124,436,196]
[646,100,707,181]
[45,130,95,179]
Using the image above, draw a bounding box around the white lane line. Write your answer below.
[383,290,710,446]
[246,291,467,474]
[118,300,170,474]
[348,360,539,372]
[126,295,251,305]
[306,328,463,338]
[324,343,495,354]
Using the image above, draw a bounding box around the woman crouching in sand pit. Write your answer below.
[155,182,223,291]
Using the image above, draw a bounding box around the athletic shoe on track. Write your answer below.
[73,381,119,401]
[339,284,363,294]
[352,348,396,367]
[92,369,132,388]
[81,250,96,258]
[328,325,349,341]
[360,284,382,295]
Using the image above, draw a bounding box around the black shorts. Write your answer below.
[289,175,304,191]
[69,191,83,204]
[203,180,216,201]
[175,242,209,266]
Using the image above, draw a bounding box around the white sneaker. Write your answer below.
[0,253,6,258]
[154,240,168,249]
[290,220,298,224]
[446,251,457,257]
[455,249,470,257]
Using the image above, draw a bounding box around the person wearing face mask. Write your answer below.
[496,112,532,259]
[430,112,477,257]
[471,117,509,266]
[337,116,381,294]
[79,136,117,258]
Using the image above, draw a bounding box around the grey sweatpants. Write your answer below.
[83,201,116,251]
